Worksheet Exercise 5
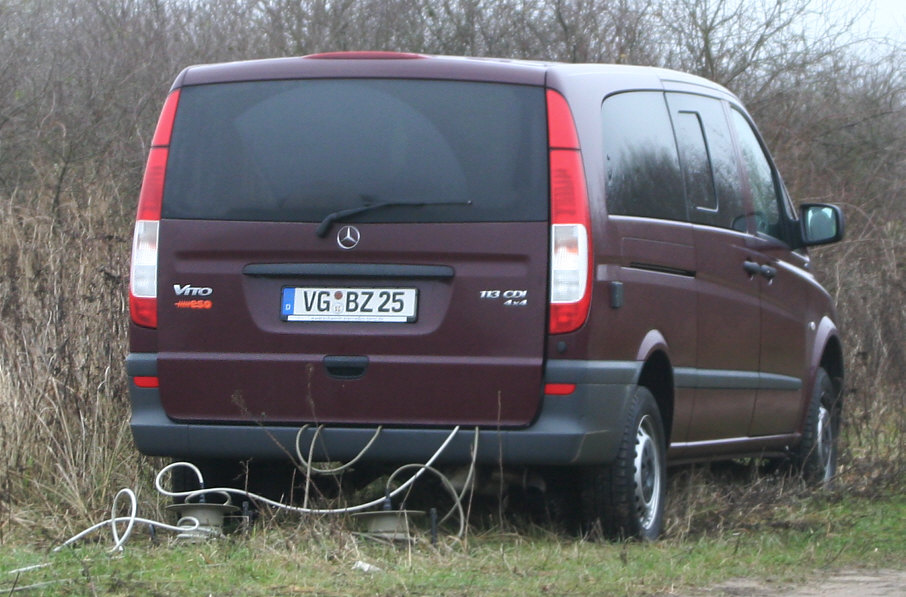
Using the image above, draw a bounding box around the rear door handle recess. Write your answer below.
[323,355,369,379]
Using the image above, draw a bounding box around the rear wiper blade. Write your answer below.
[315,199,472,238]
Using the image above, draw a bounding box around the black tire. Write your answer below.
[793,367,840,485]
[582,386,667,541]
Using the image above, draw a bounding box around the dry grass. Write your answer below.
[0,180,156,544]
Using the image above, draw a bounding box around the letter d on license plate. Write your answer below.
[281,287,418,322]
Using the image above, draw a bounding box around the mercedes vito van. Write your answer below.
[128,52,844,540]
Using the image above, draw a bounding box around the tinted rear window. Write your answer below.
[601,91,686,221]
[163,79,547,222]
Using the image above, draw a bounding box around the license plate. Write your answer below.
[281,287,418,322]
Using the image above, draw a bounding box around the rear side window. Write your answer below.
[163,79,547,222]
[666,93,747,231]
[602,92,685,221]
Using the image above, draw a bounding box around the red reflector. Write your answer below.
[133,376,159,388]
[545,383,576,396]
[550,302,588,335]
[130,295,158,329]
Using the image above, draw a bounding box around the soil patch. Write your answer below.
[682,569,906,596]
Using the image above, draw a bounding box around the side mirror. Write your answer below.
[800,203,844,247]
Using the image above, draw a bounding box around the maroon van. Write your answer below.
[128,53,844,540]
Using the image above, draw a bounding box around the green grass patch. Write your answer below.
[2,491,904,596]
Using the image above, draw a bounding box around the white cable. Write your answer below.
[387,464,467,539]
[52,425,466,553]
[294,424,383,475]
[54,515,207,553]
[153,462,234,507]
[158,426,462,515]
[454,428,480,519]
[390,428,479,533]
[53,486,208,553]
[109,488,137,550]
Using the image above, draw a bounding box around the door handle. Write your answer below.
[743,261,777,280]
[759,264,777,280]
[743,261,762,277]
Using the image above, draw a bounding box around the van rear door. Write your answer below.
[153,77,550,427]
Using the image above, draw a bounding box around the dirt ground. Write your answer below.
[681,569,906,596]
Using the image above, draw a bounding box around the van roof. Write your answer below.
[171,52,735,99]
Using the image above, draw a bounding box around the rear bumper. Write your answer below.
[127,354,639,466]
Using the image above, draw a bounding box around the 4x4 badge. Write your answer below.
[337,225,360,250]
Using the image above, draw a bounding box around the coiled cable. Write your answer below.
[52,425,476,552]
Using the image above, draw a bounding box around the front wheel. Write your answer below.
[793,367,841,485]
[582,386,667,541]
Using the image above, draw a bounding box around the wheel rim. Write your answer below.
[633,415,662,531]
[816,404,835,481]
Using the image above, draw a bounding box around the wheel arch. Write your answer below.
[636,350,674,446]
[819,333,844,402]
[796,317,844,435]
[820,336,844,391]
[814,316,844,400]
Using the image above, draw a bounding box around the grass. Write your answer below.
[1,478,903,596]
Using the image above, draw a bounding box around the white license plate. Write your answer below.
[281,287,418,322]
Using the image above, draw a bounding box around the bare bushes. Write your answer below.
[0,178,146,542]
[767,54,906,479]
[830,225,906,480]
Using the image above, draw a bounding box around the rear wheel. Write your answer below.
[793,367,840,484]
[582,386,667,541]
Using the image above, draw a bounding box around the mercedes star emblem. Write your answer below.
[337,225,361,250]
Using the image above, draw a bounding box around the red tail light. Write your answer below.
[304,51,426,60]
[547,89,592,334]
[130,90,179,329]
[133,376,160,389]
[544,383,577,396]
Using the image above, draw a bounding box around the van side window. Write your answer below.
[728,108,782,239]
[672,111,718,212]
[666,93,746,231]
[602,92,685,221]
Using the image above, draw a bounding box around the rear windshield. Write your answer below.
[163,79,547,222]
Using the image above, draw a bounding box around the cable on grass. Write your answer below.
[48,425,476,553]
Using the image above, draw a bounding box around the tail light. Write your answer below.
[547,89,592,334]
[544,383,577,396]
[305,51,426,60]
[133,376,160,389]
[130,90,180,328]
